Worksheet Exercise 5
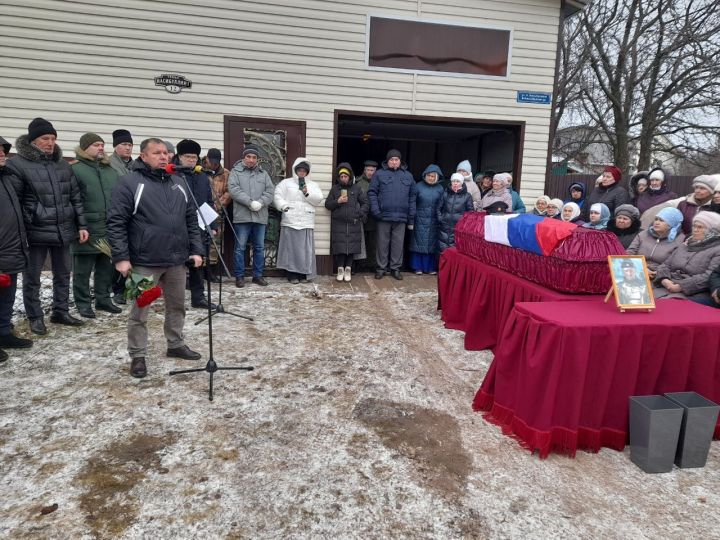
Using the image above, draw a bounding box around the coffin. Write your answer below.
[454,212,625,294]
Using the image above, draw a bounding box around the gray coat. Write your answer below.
[626,230,685,271]
[228,162,275,224]
[654,236,720,296]
[109,152,133,177]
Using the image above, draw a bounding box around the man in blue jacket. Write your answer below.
[368,149,417,280]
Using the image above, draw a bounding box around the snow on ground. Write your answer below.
[1,272,719,539]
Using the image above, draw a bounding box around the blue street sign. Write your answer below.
[517,91,552,105]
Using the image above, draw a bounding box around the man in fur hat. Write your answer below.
[71,133,122,318]
[5,118,89,335]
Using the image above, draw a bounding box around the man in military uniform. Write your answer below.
[618,260,650,305]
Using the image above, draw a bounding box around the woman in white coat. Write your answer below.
[274,157,324,283]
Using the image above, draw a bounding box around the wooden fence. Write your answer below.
[545,174,697,201]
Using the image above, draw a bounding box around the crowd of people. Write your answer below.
[2,117,720,375]
[530,165,720,307]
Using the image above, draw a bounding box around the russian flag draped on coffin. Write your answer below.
[484,214,577,256]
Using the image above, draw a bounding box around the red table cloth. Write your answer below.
[473,299,720,458]
[438,248,597,351]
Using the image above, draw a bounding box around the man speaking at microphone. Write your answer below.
[107,138,204,378]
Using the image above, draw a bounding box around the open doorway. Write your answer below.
[334,111,524,187]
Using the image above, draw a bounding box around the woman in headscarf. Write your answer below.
[635,168,677,214]
[627,207,685,276]
[582,165,631,220]
[531,195,550,216]
[325,163,368,282]
[582,203,611,230]
[561,202,584,225]
[545,198,563,219]
[564,182,586,210]
[607,204,642,249]
[409,164,445,275]
[480,173,513,212]
[274,157,324,284]
[653,212,720,301]
[437,173,474,253]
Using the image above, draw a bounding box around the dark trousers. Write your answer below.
[188,265,208,303]
[334,253,355,268]
[375,221,406,272]
[73,253,114,310]
[112,270,126,297]
[24,245,71,320]
[0,273,18,335]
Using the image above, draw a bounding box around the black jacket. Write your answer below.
[582,182,631,221]
[107,159,204,267]
[4,135,87,246]
[437,184,474,252]
[0,165,29,274]
[176,168,218,243]
[607,218,642,249]
[325,167,368,255]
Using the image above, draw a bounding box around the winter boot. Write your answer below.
[344,266,352,282]
[336,267,344,282]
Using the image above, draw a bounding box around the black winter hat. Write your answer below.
[206,148,222,164]
[386,149,402,160]
[176,139,201,156]
[28,117,57,141]
[363,160,378,168]
[0,136,10,154]
[112,129,133,146]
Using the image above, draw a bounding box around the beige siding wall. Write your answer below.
[1,0,561,255]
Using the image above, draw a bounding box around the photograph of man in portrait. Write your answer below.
[609,256,655,309]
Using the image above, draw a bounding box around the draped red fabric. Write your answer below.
[455,212,625,293]
[473,299,720,458]
[438,249,597,350]
[535,219,577,255]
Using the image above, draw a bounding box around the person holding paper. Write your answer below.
[174,139,218,309]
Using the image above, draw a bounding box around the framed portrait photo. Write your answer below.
[608,255,655,311]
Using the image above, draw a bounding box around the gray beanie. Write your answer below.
[163,141,175,154]
[614,204,640,221]
[692,175,718,193]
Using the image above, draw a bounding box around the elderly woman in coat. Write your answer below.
[532,195,550,216]
[561,202,584,225]
[274,157,324,284]
[409,164,445,275]
[627,207,685,276]
[437,173,474,253]
[653,211,720,301]
[325,163,368,282]
[480,173,513,212]
[607,204,642,249]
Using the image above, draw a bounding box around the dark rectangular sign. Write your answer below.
[368,17,511,78]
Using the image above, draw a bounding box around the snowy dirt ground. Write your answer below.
[1,272,719,539]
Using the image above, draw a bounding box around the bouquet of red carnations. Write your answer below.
[125,271,163,307]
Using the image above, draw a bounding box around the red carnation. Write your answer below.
[136,286,163,308]
[0,274,11,288]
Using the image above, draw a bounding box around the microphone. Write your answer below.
[164,164,214,175]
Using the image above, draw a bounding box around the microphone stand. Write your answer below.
[194,169,253,325]
[168,168,253,401]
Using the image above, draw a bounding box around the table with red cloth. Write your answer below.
[473,299,720,458]
[438,248,597,351]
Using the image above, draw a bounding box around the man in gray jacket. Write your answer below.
[228,147,275,287]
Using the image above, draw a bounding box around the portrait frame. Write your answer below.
[608,255,655,312]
